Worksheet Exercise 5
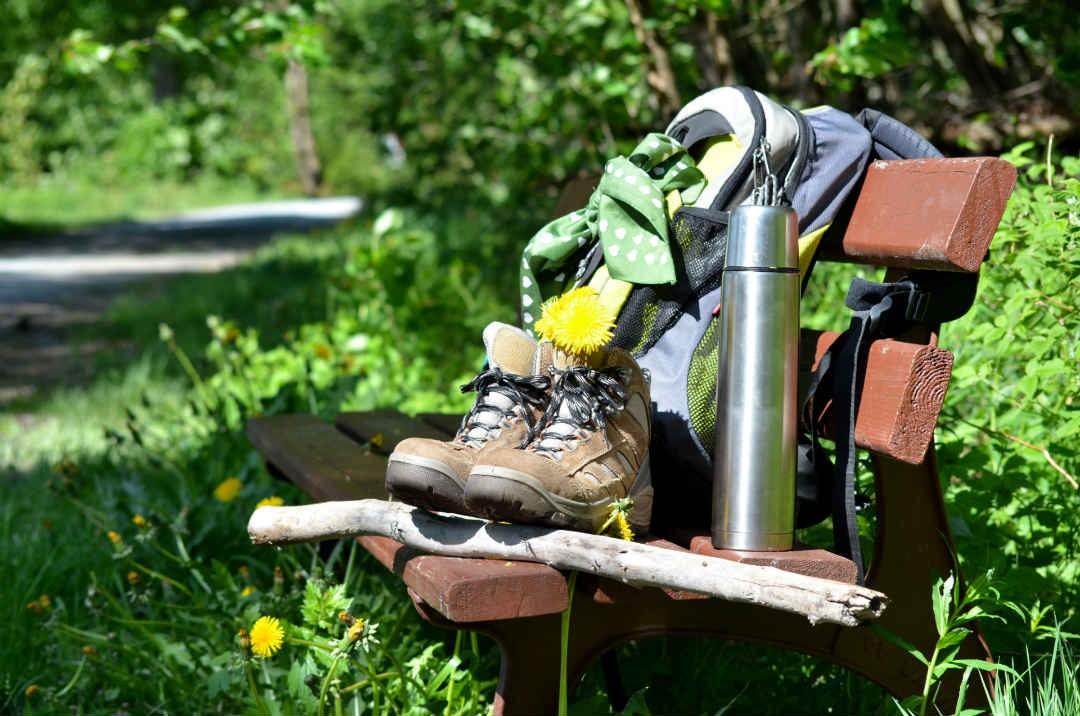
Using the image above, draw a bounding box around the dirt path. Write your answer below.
[0,197,361,404]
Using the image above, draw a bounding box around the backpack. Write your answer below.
[518,86,941,575]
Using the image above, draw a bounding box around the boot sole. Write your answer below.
[385,453,468,515]
[465,457,653,534]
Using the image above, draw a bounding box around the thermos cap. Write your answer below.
[724,204,799,270]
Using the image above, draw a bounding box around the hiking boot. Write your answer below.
[385,322,553,515]
[465,347,653,534]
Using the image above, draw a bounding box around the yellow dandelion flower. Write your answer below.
[535,287,616,358]
[132,514,147,528]
[347,619,366,642]
[213,477,243,503]
[369,432,385,448]
[599,498,635,541]
[82,644,96,657]
[107,530,123,546]
[240,585,256,597]
[255,495,284,509]
[25,684,40,698]
[250,616,285,658]
[127,571,140,585]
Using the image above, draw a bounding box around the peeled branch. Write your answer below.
[248,499,888,627]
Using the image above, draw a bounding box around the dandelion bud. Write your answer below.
[338,610,354,625]
[24,684,40,698]
[347,620,365,642]
[82,645,97,657]
[127,571,140,586]
[237,627,251,652]
[107,530,123,546]
[132,514,147,528]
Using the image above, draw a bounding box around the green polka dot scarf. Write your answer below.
[519,133,706,333]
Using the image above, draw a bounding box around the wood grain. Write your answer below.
[801,331,954,464]
[828,157,1016,272]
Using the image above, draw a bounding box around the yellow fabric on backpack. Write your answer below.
[797,223,829,276]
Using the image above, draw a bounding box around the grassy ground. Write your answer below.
[2,187,1077,714]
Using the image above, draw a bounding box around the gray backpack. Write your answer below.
[521,86,940,540]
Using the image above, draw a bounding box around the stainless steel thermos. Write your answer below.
[711,204,799,551]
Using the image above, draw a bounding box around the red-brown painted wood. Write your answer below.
[803,331,955,465]
[359,535,569,620]
[832,157,1016,272]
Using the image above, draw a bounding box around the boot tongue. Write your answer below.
[460,323,539,446]
[483,322,536,375]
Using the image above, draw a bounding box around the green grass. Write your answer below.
[1,185,1077,714]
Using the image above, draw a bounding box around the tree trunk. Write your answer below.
[690,10,735,89]
[919,0,1002,102]
[624,0,683,118]
[285,58,323,196]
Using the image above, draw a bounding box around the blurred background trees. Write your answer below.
[1,0,1075,223]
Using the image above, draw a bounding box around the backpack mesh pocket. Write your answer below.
[687,315,720,453]
[611,207,729,356]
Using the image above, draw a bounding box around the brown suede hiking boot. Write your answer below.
[465,348,653,533]
[385,323,553,515]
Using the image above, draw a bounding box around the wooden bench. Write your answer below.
[247,156,1016,714]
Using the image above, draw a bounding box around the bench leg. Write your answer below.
[408,595,564,716]
[831,447,993,708]
[483,613,564,716]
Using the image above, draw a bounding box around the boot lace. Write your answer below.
[530,366,628,458]
[457,368,550,447]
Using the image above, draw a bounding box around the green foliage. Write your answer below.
[936,145,1080,620]
[810,13,914,89]
[884,571,1015,716]
[2,211,514,713]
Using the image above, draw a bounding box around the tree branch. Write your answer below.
[248,499,889,627]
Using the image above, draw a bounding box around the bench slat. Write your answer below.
[826,157,1016,272]
[246,415,387,501]
[335,410,453,454]
[360,536,570,621]
[802,331,953,465]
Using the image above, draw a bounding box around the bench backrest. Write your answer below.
[553,157,1017,466]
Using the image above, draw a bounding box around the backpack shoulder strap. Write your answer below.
[805,276,942,584]
[855,108,943,160]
